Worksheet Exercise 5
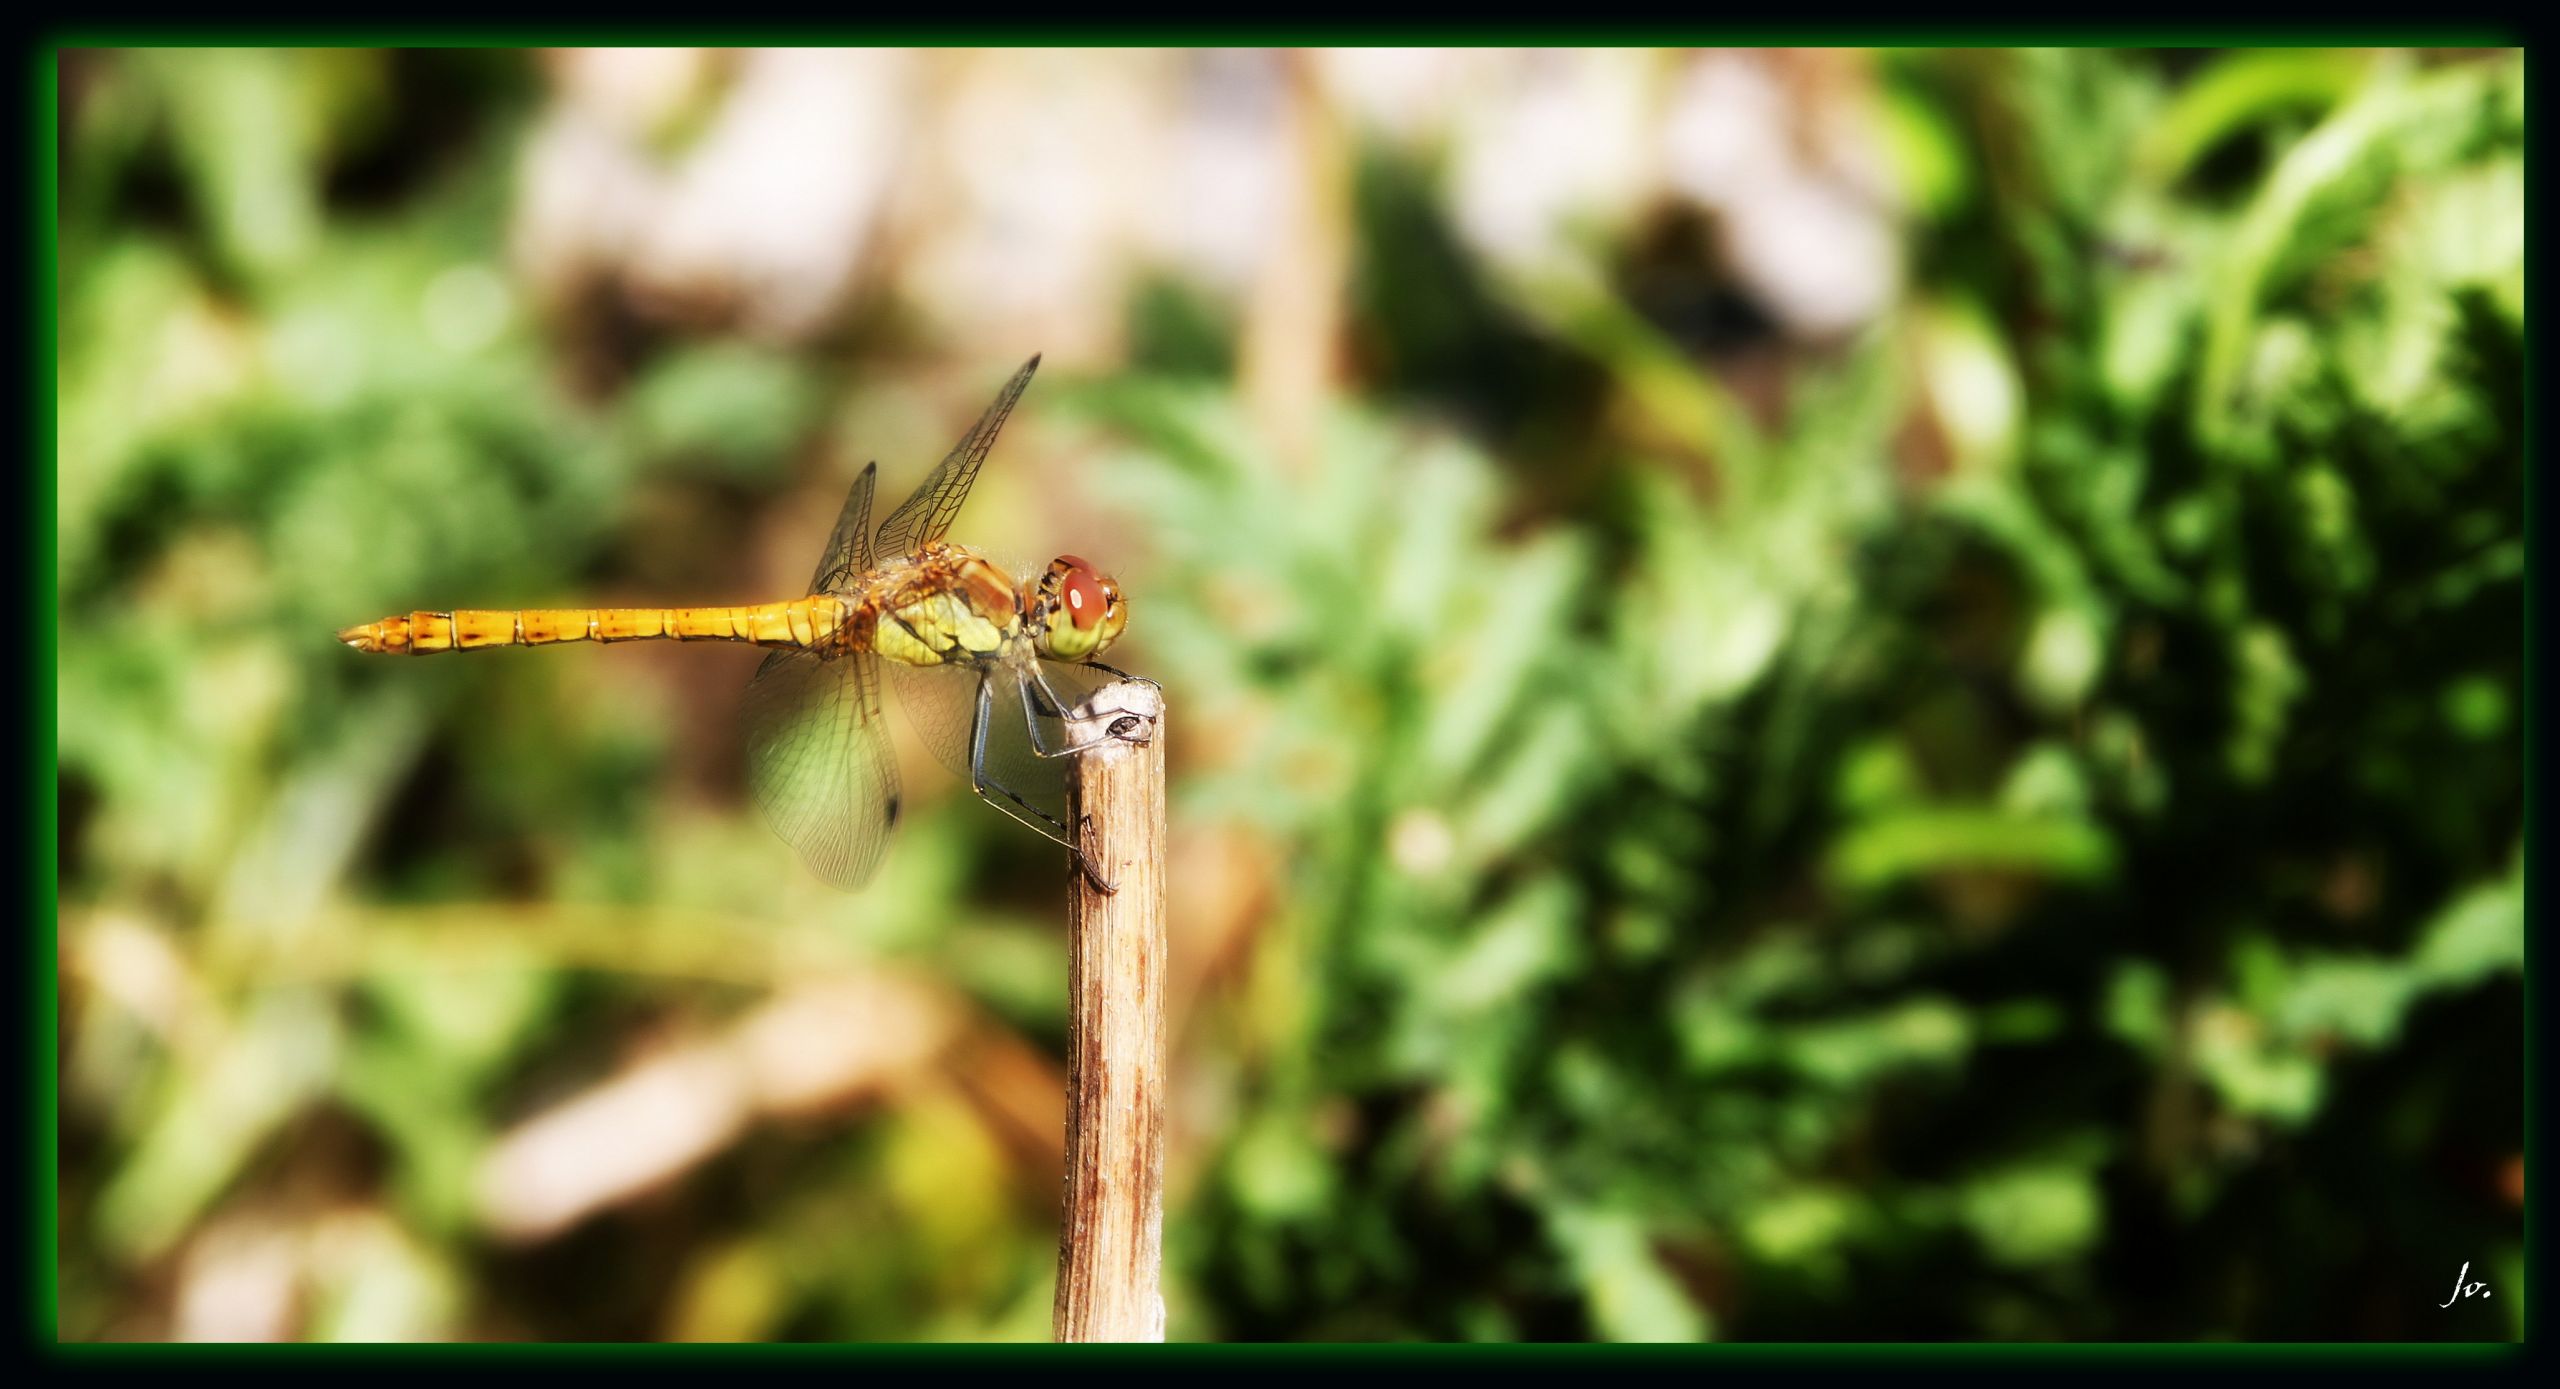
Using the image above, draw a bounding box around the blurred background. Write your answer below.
[54,47,2522,1342]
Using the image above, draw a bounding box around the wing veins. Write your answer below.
[874,355,1040,560]
[744,646,898,890]
[808,462,880,596]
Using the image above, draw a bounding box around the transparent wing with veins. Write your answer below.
[873,354,1040,560]
[806,461,879,596]
[885,658,1076,854]
[743,462,899,889]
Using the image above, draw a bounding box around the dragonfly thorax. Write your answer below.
[862,545,1026,669]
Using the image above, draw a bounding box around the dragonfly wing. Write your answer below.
[873,355,1040,560]
[744,646,900,889]
[882,658,979,783]
[885,658,1075,849]
[806,461,879,596]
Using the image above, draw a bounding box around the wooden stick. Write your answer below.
[1053,678,1169,1343]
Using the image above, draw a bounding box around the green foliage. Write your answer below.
[55,47,2520,1343]
[1100,48,2521,1341]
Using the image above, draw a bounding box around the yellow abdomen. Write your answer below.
[337,596,848,655]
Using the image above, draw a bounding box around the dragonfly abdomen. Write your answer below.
[338,597,850,655]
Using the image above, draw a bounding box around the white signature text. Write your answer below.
[2438,1261,2492,1308]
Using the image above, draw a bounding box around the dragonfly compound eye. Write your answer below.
[1038,556,1126,660]
[1062,569,1105,630]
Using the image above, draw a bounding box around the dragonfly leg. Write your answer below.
[969,674,1118,895]
[1022,663,1160,760]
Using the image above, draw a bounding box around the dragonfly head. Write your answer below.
[1029,554,1126,662]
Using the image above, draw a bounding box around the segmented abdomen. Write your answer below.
[337,597,849,655]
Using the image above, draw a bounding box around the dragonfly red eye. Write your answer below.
[1037,554,1124,661]
[1062,566,1106,630]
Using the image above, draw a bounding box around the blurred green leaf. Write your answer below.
[623,343,830,481]
[1550,1208,1710,1342]
[1961,1160,2103,1270]
[1829,808,2116,892]
[2138,49,2371,186]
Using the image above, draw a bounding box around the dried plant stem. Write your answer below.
[1053,679,1168,1343]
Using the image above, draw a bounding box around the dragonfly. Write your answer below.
[338,355,1155,891]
